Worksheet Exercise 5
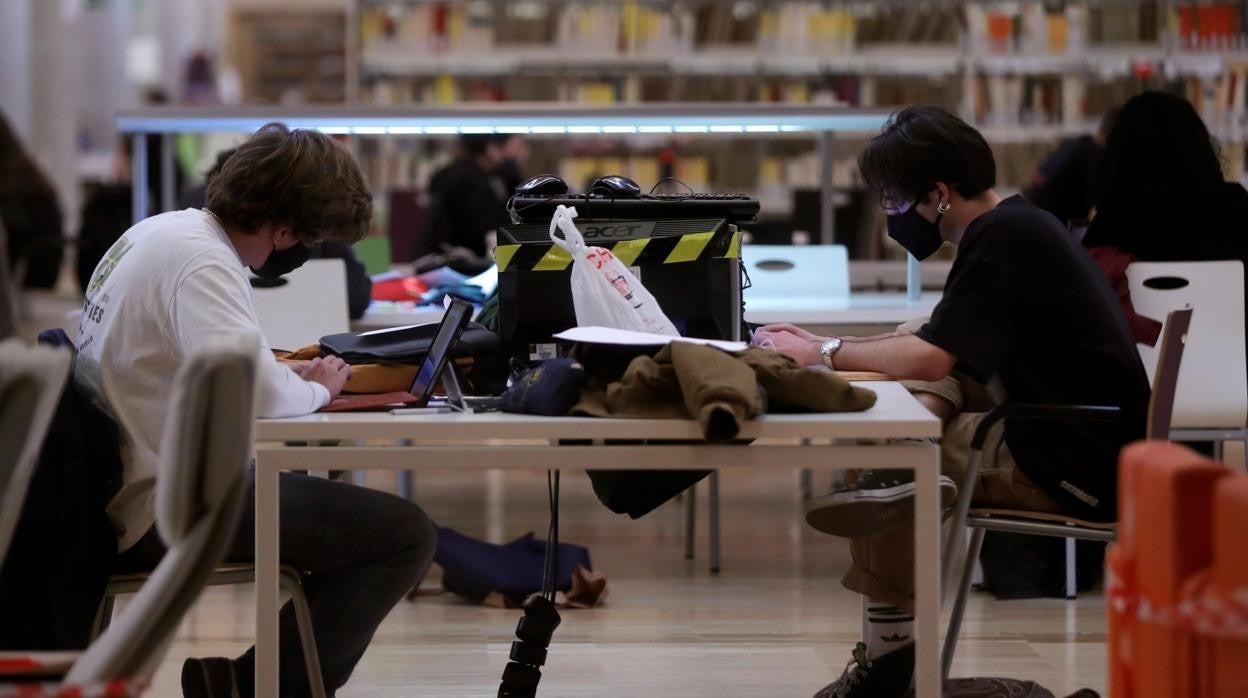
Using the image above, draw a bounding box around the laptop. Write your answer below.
[319,298,472,413]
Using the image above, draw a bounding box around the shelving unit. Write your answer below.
[231,9,347,104]
[200,2,1248,259]
[115,103,890,248]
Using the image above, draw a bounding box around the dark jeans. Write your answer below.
[115,471,437,697]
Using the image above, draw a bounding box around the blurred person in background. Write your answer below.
[1023,108,1116,233]
[179,148,374,319]
[1083,90,1248,347]
[0,111,64,289]
[425,133,526,266]
[78,88,186,293]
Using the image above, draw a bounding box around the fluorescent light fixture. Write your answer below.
[638,125,673,133]
[459,126,495,134]
[779,124,806,132]
[496,126,530,134]
[531,126,566,134]
[745,124,781,132]
[387,126,424,135]
[567,125,602,134]
[602,125,638,134]
[424,126,458,134]
[318,126,352,134]
[674,125,709,133]
[709,125,744,133]
[351,126,387,135]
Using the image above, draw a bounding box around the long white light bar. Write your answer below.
[116,104,892,135]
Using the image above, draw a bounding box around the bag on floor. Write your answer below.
[978,531,1105,599]
[547,204,678,336]
[433,527,606,608]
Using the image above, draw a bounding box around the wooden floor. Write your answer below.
[129,468,1108,697]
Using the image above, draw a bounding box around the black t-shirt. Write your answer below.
[915,196,1150,522]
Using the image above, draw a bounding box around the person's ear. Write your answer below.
[272,226,299,249]
[933,182,953,207]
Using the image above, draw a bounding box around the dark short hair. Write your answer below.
[205,123,371,245]
[858,105,996,207]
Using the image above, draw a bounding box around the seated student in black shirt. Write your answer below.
[754,105,1150,698]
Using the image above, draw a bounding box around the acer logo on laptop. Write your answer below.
[579,222,656,240]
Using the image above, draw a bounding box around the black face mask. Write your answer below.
[885,205,945,260]
[251,243,311,280]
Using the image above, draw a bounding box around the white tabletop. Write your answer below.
[742,291,941,325]
[255,381,939,442]
[353,292,943,332]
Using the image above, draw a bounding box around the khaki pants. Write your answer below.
[840,325,1065,613]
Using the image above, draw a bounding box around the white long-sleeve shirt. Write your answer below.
[76,208,329,551]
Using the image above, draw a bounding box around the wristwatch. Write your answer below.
[819,338,843,369]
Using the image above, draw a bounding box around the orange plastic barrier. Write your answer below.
[1109,441,1246,698]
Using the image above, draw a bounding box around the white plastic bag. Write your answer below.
[548,204,679,336]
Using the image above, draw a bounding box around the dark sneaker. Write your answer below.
[814,641,914,698]
[804,470,957,538]
[181,657,240,698]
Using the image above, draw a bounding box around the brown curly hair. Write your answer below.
[205,122,371,245]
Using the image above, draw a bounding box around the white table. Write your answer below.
[742,291,942,328]
[353,292,943,334]
[252,381,944,697]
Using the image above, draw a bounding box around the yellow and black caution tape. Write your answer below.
[495,230,741,273]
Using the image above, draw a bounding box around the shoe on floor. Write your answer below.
[182,657,241,698]
[805,470,958,539]
[814,641,914,698]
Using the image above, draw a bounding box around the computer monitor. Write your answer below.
[495,218,742,363]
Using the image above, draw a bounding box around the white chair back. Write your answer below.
[1127,261,1247,430]
[0,340,73,570]
[251,258,350,350]
[742,244,849,304]
[66,335,258,685]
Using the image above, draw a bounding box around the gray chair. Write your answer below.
[0,219,20,340]
[0,340,73,570]
[65,338,258,685]
[91,365,328,697]
[940,307,1193,679]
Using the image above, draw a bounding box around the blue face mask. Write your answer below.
[885,202,945,260]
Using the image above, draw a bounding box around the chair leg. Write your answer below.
[91,594,116,640]
[709,471,721,574]
[942,449,984,588]
[942,527,985,681]
[1064,538,1077,600]
[684,482,696,560]
[280,571,327,698]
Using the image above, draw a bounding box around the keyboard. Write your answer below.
[509,193,760,224]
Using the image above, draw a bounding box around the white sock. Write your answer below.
[865,602,913,659]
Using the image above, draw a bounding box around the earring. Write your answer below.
[937,201,952,214]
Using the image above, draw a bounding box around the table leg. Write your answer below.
[708,471,721,574]
[912,445,942,698]
[255,450,281,697]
